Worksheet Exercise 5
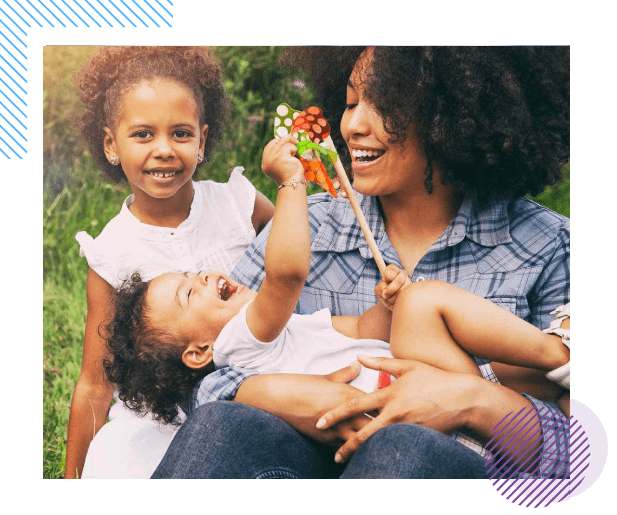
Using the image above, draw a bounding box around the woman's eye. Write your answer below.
[187,289,192,300]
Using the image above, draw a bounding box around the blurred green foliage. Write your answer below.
[42,46,569,478]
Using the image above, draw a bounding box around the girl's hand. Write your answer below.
[261,135,305,185]
[374,264,412,311]
[315,355,478,463]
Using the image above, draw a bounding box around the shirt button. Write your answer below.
[416,276,426,282]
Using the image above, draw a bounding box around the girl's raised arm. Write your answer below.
[245,136,309,343]
[251,191,275,235]
[64,269,115,478]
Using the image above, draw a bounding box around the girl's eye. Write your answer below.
[345,104,357,110]
[174,130,191,138]
[187,288,193,301]
[133,131,151,139]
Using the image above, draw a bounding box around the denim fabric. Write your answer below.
[152,402,488,479]
[152,402,340,479]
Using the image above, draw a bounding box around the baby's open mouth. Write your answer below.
[217,277,238,301]
[351,149,385,163]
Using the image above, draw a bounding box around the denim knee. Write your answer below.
[153,402,335,478]
[341,424,488,479]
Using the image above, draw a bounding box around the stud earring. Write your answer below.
[197,154,204,163]
[109,156,117,165]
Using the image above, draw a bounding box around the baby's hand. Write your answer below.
[261,135,305,186]
[375,264,411,311]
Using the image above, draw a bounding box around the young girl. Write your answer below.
[65,46,274,479]
[103,135,570,439]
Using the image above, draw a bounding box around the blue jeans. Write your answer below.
[151,402,488,479]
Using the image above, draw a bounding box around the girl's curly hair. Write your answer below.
[76,46,230,183]
[102,272,210,425]
[284,46,569,200]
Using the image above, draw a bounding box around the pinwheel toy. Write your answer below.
[273,103,386,275]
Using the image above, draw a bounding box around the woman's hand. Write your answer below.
[374,264,412,311]
[261,135,305,185]
[234,362,372,447]
[316,355,479,463]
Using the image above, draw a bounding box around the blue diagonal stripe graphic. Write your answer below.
[49,0,78,27]
[119,0,145,26]
[109,1,136,27]
[3,1,31,30]
[74,1,100,26]
[61,0,89,26]
[132,0,157,26]
[0,0,174,159]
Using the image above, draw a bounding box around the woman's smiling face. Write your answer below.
[341,49,428,198]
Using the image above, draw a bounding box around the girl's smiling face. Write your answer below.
[341,49,428,198]
[103,79,209,201]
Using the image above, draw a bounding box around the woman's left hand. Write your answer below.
[315,355,479,463]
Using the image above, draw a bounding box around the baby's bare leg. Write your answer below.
[390,281,569,373]
[390,282,482,376]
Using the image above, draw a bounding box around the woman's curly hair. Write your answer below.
[284,46,569,200]
[102,272,210,425]
[76,46,230,183]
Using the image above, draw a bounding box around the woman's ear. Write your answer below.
[103,126,119,165]
[182,341,214,370]
[199,124,209,154]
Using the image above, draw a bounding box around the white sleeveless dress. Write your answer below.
[75,168,257,478]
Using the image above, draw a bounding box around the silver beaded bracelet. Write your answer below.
[278,177,308,189]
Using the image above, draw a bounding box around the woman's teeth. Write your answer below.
[351,149,385,162]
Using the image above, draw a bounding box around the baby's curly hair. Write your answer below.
[76,46,230,182]
[102,272,210,425]
[284,46,569,200]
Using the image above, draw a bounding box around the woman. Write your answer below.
[152,46,570,479]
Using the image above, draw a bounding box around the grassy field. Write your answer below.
[42,161,569,479]
[42,46,569,478]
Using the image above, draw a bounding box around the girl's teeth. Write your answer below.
[150,171,177,178]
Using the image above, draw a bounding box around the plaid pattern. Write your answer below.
[190,366,257,414]
[229,190,570,474]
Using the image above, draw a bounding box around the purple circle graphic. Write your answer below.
[492,399,608,507]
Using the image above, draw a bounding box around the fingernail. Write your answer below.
[316,418,326,429]
[335,453,344,464]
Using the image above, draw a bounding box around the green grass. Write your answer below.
[42,159,569,478]
[43,161,130,479]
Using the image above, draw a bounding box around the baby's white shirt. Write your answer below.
[213,301,393,393]
[75,168,256,288]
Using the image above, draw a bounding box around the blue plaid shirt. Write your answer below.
[197,190,570,475]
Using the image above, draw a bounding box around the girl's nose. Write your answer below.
[154,136,175,158]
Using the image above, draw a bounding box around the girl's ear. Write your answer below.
[199,124,209,154]
[103,126,119,165]
[182,341,214,370]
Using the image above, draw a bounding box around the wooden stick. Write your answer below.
[323,136,387,275]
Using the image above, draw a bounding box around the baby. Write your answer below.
[104,135,570,426]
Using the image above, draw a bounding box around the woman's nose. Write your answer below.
[344,104,371,137]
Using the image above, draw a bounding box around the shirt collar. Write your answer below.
[120,181,202,241]
[311,190,512,257]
